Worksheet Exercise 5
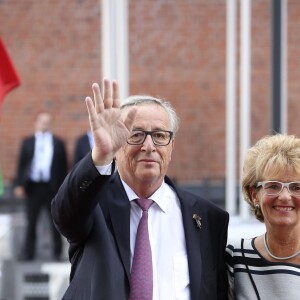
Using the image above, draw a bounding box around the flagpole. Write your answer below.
[226,0,237,215]
[101,0,129,99]
[239,0,251,220]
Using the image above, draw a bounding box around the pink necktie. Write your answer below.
[129,198,154,300]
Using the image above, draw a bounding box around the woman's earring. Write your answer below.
[255,203,260,213]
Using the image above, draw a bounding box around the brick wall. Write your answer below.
[1,0,300,186]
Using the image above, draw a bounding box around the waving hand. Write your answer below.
[85,79,136,166]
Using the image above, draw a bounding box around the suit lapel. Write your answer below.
[167,178,203,300]
[29,136,35,157]
[180,197,203,299]
[108,173,131,280]
[23,137,35,179]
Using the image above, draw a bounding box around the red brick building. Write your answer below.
[1,0,300,206]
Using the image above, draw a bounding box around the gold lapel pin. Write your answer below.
[193,214,202,229]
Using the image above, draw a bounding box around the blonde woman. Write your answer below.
[226,134,300,300]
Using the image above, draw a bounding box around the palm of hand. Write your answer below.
[91,106,131,155]
[85,80,137,165]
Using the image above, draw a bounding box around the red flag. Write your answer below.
[0,38,21,105]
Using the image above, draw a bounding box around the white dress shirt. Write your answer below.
[30,131,54,182]
[122,180,190,300]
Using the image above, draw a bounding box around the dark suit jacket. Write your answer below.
[14,134,68,194]
[73,133,91,166]
[52,154,229,300]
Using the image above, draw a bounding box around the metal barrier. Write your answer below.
[0,260,70,300]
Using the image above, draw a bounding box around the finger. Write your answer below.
[112,80,120,108]
[92,83,104,114]
[103,78,113,108]
[85,96,98,130]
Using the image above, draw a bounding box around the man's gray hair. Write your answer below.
[121,95,180,135]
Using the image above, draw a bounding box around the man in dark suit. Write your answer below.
[73,130,93,165]
[52,79,229,299]
[14,112,68,261]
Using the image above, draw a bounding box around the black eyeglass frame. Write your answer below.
[127,130,174,146]
[256,180,300,196]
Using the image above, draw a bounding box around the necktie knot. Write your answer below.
[135,198,154,212]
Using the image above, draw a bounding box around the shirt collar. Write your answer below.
[121,179,168,213]
[35,131,52,139]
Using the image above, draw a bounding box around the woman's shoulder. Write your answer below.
[226,237,255,256]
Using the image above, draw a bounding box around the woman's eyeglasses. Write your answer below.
[256,181,300,197]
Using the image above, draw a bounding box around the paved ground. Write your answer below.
[0,211,69,261]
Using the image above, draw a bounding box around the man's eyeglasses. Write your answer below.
[256,181,300,197]
[127,130,173,146]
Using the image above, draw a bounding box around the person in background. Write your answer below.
[73,129,94,165]
[52,78,229,299]
[14,112,68,261]
[226,134,300,300]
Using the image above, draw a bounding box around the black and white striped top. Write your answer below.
[226,238,300,300]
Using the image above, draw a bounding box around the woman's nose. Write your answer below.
[278,186,292,199]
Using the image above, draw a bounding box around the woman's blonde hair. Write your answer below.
[242,134,300,221]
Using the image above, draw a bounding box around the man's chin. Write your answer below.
[138,170,161,181]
